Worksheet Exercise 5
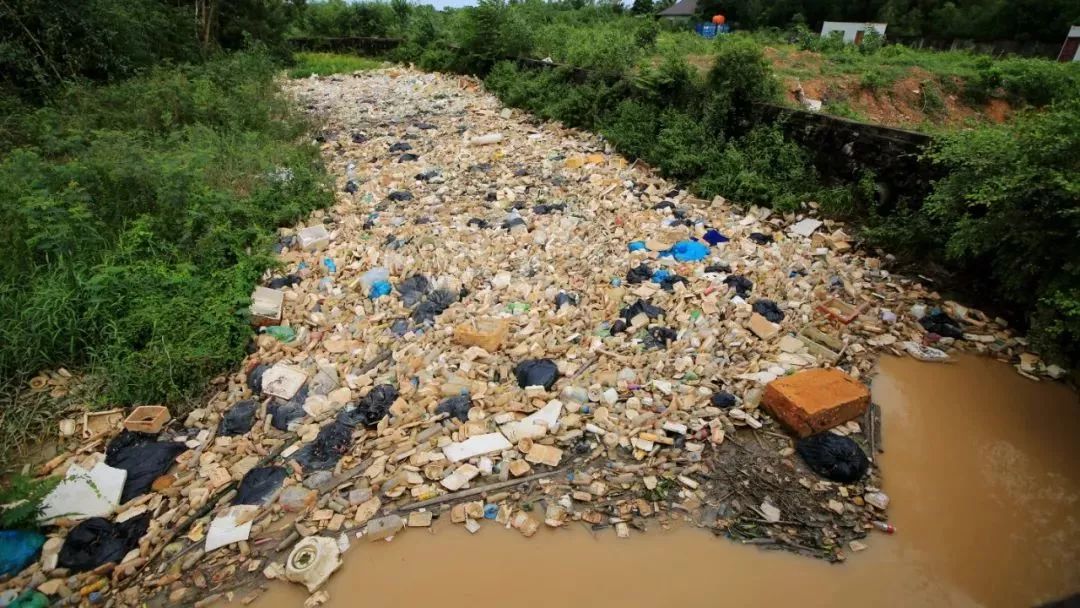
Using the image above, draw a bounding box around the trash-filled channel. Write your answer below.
[3,68,1076,608]
[253,354,1080,608]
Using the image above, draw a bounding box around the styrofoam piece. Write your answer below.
[790,218,823,237]
[500,399,563,443]
[297,225,331,250]
[262,364,307,400]
[205,505,258,552]
[442,432,512,463]
[39,461,127,523]
[250,286,285,325]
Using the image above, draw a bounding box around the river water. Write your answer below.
[253,355,1080,608]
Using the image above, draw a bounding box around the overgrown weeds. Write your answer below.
[288,52,384,78]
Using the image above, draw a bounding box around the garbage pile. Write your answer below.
[0,67,1050,606]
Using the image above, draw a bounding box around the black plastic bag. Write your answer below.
[919,311,964,339]
[344,180,359,194]
[416,169,440,181]
[705,263,732,274]
[105,432,185,503]
[247,363,270,395]
[389,141,412,152]
[57,515,150,573]
[268,384,309,431]
[644,326,677,349]
[412,289,457,324]
[339,384,399,429]
[533,203,565,215]
[626,264,653,284]
[619,299,665,323]
[723,275,753,298]
[659,275,688,292]
[752,299,785,323]
[218,400,258,437]
[436,395,473,422]
[397,275,431,307]
[710,391,737,409]
[502,217,526,231]
[234,466,288,506]
[652,201,674,210]
[293,422,354,471]
[466,218,489,229]
[514,359,560,390]
[796,433,870,483]
[267,274,301,289]
[554,292,578,309]
[397,153,419,163]
[388,190,413,202]
[749,232,773,245]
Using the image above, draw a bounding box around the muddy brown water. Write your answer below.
[251,355,1080,608]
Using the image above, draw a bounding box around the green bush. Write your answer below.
[0,475,59,529]
[705,36,780,132]
[0,51,330,409]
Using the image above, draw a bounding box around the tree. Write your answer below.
[631,0,655,15]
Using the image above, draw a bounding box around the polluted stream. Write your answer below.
[253,355,1080,608]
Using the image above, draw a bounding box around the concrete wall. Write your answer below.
[821,22,887,43]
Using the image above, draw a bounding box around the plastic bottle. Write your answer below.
[871,520,895,534]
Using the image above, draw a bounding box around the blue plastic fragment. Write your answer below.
[650,268,672,283]
[483,504,499,519]
[703,229,729,245]
[627,240,648,252]
[369,280,392,299]
[662,239,710,262]
[610,277,622,287]
[323,257,336,274]
[0,530,45,577]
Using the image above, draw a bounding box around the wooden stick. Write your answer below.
[395,468,566,513]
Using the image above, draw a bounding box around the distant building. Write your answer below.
[820,21,888,44]
[1058,26,1080,62]
[657,0,698,19]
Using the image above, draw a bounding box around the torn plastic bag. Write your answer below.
[625,263,653,284]
[619,299,665,323]
[532,203,565,215]
[412,289,457,324]
[397,275,431,307]
[723,275,753,298]
[218,400,258,436]
[0,530,44,576]
[293,422,354,471]
[234,466,289,506]
[919,310,964,339]
[554,292,578,309]
[752,299,785,323]
[338,384,399,428]
[703,229,729,245]
[513,359,560,390]
[268,384,309,431]
[644,326,677,349]
[57,514,150,573]
[105,431,185,503]
[247,363,270,395]
[710,391,737,409]
[796,433,870,483]
[661,240,709,262]
[436,395,473,422]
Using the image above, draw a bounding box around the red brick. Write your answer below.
[762,368,869,437]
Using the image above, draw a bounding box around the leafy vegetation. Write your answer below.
[288,52,384,78]
[0,474,59,529]
[0,51,330,464]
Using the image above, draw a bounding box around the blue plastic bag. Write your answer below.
[627,240,648,252]
[650,268,672,283]
[663,240,709,262]
[703,229,729,245]
[0,530,45,577]
[369,280,392,299]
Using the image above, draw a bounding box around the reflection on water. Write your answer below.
[249,355,1080,608]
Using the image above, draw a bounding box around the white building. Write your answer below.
[820,21,888,44]
[1058,26,1080,62]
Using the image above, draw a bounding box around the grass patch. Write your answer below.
[288,52,384,78]
[0,51,331,465]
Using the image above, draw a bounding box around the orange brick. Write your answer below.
[762,368,869,437]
